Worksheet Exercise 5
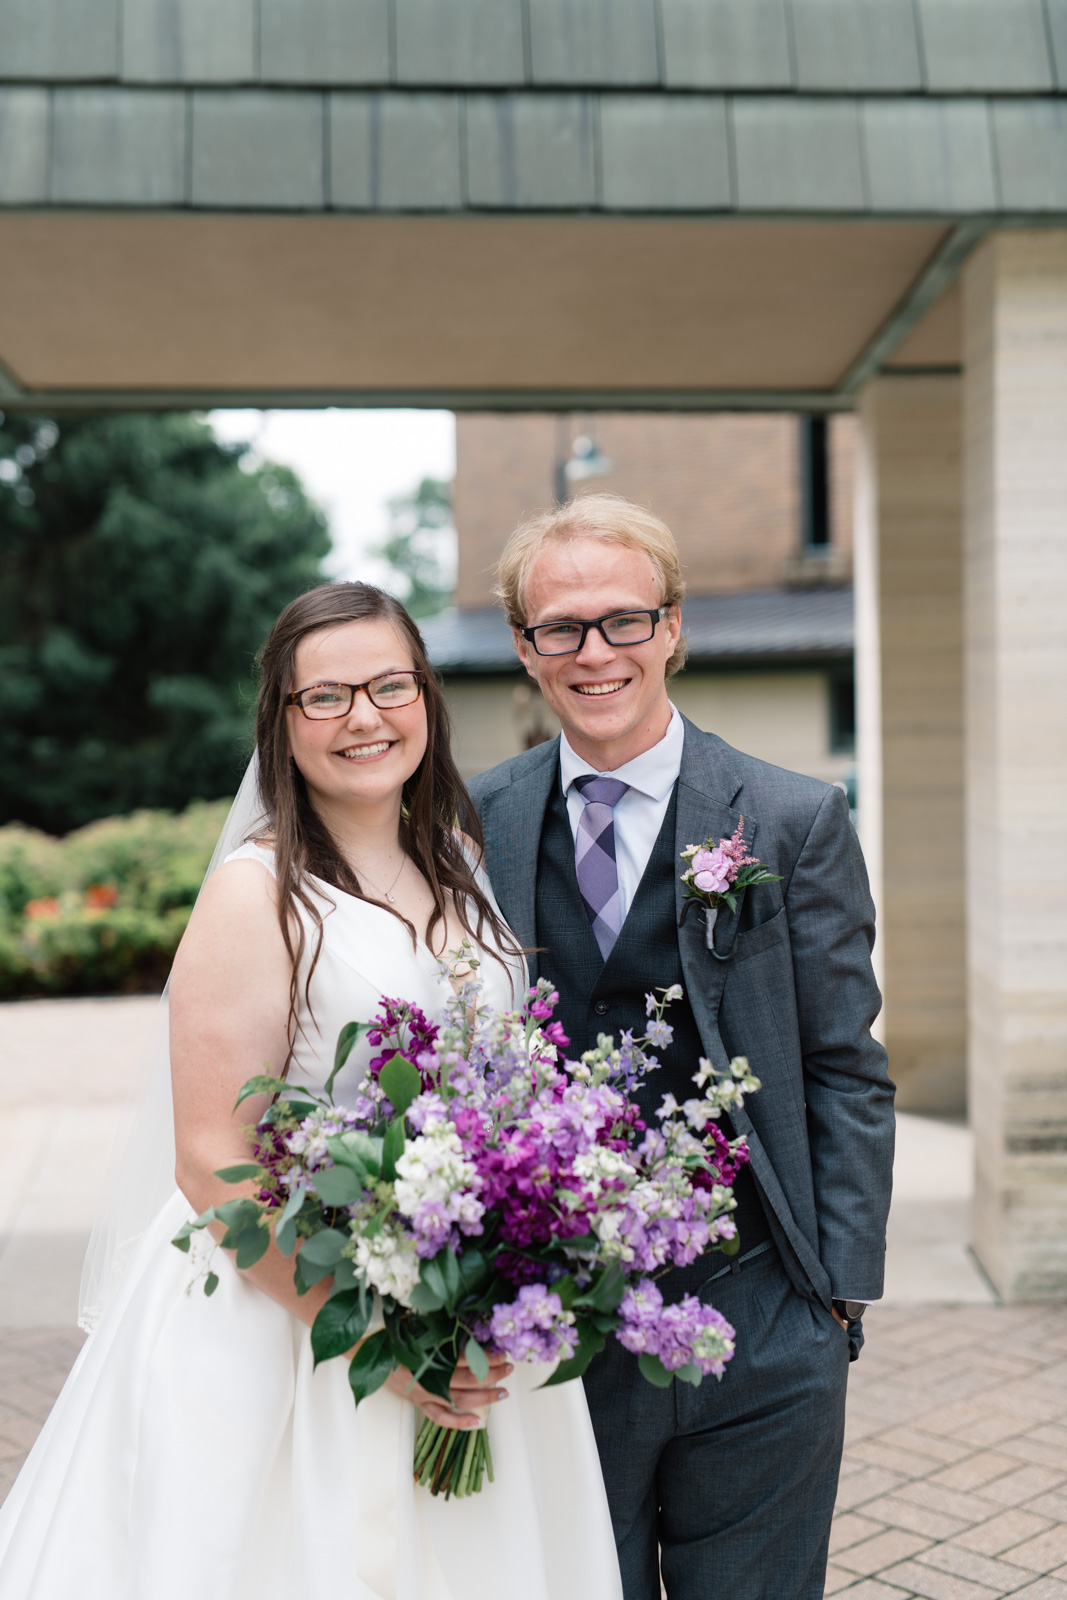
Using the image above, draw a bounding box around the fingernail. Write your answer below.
[498,1389,508,1400]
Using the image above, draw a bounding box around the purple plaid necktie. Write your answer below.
[573,774,630,960]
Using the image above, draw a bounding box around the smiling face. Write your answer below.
[285,618,428,821]
[515,536,681,770]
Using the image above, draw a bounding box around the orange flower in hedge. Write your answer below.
[24,897,60,920]
[85,883,120,911]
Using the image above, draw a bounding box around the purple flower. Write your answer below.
[488,1284,578,1365]
[644,1019,674,1051]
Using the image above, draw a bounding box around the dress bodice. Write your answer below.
[222,842,526,1101]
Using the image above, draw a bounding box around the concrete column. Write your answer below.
[853,375,967,1114]
[963,232,1067,1302]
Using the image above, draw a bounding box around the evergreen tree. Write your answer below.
[0,412,330,833]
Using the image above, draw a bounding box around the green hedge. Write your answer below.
[0,800,231,998]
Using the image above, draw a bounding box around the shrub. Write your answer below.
[0,799,232,998]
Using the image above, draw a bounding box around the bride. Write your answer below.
[0,582,623,1600]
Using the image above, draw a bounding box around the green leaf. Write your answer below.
[441,1248,462,1310]
[204,1271,219,1297]
[217,1198,263,1250]
[294,1252,335,1292]
[273,1187,306,1257]
[457,1248,489,1295]
[421,1257,448,1305]
[330,1256,359,1295]
[234,1222,270,1269]
[409,1280,445,1313]
[381,1116,406,1182]
[312,1165,364,1207]
[213,1162,263,1183]
[464,1336,489,1384]
[586,1259,626,1314]
[171,1207,216,1253]
[378,1053,423,1117]
[298,1227,350,1267]
[719,1231,740,1257]
[637,1352,675,1389]
[540,1323,606,1387]
[348,1330,394,1405]
[674,1361,702,1386]
[234,1073,287,1109]
[325,1021,369,1100]
[327,1130,381,1178]
[311,1288,370,1366]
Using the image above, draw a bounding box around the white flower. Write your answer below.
[353,1222,420,1306]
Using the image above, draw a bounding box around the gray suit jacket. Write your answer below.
[467,714,895,1308]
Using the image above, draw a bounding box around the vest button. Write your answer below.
[594,1001,608,1016]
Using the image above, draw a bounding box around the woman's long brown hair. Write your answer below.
[253,582,521,1063]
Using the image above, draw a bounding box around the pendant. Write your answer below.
[387,893,396,903]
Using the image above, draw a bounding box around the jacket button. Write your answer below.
[594,1001,608,1016]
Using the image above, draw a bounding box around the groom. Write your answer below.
[467,494,895,1600]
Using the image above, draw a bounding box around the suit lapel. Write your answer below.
[480,739,559,974]
[674,718,754,1069]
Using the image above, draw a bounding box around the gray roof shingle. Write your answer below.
[420,587,854,674]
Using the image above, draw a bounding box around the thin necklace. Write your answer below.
[356,853,407,905]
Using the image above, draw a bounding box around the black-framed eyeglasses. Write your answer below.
[520,606,670,657]
[285,671,424,720]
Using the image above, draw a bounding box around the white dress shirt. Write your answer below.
[559,704,685,922]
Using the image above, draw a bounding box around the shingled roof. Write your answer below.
[420,584,854,675]
[1,0,1065,215]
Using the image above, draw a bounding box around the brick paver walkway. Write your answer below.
[4,1304,1067,1596]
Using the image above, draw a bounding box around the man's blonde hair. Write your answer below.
[495,491,688,677]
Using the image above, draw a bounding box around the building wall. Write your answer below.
[453,412,856,609]
[445,668,853,791]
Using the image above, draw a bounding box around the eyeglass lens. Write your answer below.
[532,611,657,656]
[299,673,420,718]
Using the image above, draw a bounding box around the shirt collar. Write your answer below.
[559,704,684,802]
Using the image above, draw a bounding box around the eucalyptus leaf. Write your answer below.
[674,1361,702,1386]
[325,1021,368,1100]
[312,1165,364,1207]
[213,1162,263,1184]
[378,1053,422,1117]
[171,1207,215,1253]
[464,1337,489,1384]
[637,1352,675,1389]
[235,1222,270,1269]
[421,1257,448,1305]
[204,1271,219,1297]
[311,1288,370,1366]
[217,1198,263,1250]
[348,1330,393,1405]
[330,1256,359,1295]
[294,1252,334,1292]
[298,1227,350,1267]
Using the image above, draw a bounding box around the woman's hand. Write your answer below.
[385,1352,513,1429]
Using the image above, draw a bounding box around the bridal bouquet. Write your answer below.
[173,963,759,1499]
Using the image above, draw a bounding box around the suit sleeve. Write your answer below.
[784,784,895,1300]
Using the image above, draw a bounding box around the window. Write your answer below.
[800,416,830,548]
[829,667,855,754]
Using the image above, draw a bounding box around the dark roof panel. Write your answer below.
[420,587,854,674]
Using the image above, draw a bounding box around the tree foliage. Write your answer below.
[377,477,456,619]
[0,412,330,833]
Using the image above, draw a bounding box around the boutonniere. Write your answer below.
[680,819,782,949]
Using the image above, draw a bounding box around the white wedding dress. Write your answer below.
[0,844,623,1600]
